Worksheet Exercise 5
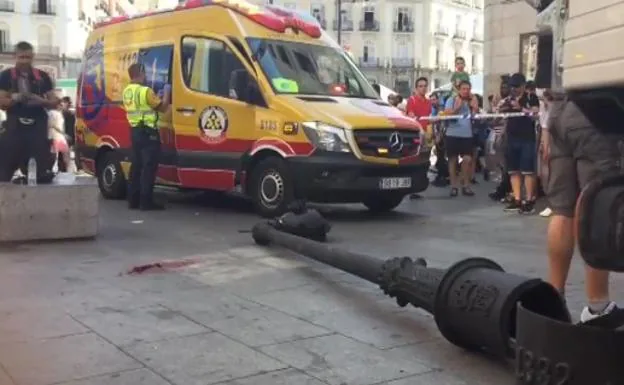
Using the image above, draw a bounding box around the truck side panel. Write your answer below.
[563,0,624,89]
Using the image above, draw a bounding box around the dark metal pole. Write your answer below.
[253,222,382,284]
[336,0,342,46]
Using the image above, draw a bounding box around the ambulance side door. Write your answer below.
[173,33,263,191]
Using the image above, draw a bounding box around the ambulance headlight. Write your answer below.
[302,122,350,153]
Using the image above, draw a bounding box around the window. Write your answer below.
[471,54,476,69]
[138,45,174,98]
[0,26,9,53]
[247,38,376,98]
[181,36,246,99]
[437,9,443,27]
[434,48,440,65]
[363,6,375,23]
[363,41,375,61]
[455,15,462,31]
[434,79,442,88]
[396,7,410,30]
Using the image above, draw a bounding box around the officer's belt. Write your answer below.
[18,118,35,125]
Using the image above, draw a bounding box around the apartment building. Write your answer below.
[268,0,484,95]
[0,0,141,80]
[483,0,538,98]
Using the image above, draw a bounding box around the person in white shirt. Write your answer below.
[48,105,73,173]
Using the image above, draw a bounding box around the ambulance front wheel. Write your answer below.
[249,156,295,218]
[97,151,127,200]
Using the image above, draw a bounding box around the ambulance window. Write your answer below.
[181,36,247,100]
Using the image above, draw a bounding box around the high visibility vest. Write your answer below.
[122,83,157,128]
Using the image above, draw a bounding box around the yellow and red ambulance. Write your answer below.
[76,0,430,217]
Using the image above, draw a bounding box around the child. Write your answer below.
[48,106,73,173]
[450,57,470,95]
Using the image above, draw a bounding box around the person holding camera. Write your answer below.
[0,41,60,183]
[443,80,479,197]
[498,73,540,214]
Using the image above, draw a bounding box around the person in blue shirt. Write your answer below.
[443,80,479,197]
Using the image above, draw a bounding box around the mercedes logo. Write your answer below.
[388,131,404,152]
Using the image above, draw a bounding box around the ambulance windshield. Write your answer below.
[247,38,377,98]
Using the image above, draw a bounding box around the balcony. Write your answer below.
[452,0,471,6]
[434,27,449,36]
[96,0,111,16]
[453,30,467,40]
[359,20,380,32]
[471,34,484,43]
[393,21,414,33]
[332,19,354,31]
[391,57,415,68]
[358,57,381,68]
[36,45,60,56]
[471,67,482,74]
[31,0,55,15]
[0,1,14,12]
[435,63,451,71]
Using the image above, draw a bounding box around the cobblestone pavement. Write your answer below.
[0,182,622,385]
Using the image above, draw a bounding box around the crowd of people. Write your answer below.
[379,56,553,216]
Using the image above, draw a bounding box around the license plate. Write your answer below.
[379,177,411,190]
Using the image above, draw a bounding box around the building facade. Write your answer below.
[483,0,538,98]
[266,0,484,95]
[0,0,143,81]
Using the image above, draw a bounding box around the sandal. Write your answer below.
[450,187,459,197]
[462,187,475,196]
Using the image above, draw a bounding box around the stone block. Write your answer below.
[0,175,99,242]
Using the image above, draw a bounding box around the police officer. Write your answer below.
[0,41,59,183]
[123,63,170,211]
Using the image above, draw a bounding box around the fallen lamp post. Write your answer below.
[252,212,624,384]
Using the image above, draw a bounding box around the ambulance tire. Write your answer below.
[362,193,405,213]
[97,152,127,200]
[249,157,294,218]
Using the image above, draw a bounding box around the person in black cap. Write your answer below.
[498,73,540,213]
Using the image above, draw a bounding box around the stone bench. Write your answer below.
[0,174,99,242]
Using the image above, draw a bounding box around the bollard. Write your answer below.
[515,303,624,385]
[252,220,570,360]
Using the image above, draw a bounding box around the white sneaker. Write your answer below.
[539,207,552,217]
[580,301,618,323]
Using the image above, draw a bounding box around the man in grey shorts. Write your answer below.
[546,97,622,322]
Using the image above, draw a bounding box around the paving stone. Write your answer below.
[220,368,328,385]
[250,281,391,321]
[58,368,171,385]
[259,334,432,385]
[0,367,14,385]
[0,303,88,343]
[124,332,287,385]
[381,371,469,385]
[73,305,208,347]
[0,333,141,385]
[389,341,513,385]
[156,289,330,347]
[309,307,440,349]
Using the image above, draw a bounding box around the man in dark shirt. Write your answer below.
[499,73,540,213]
[0,41,59,182]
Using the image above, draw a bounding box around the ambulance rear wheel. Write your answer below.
[362,193,405,213]
[249,157,294,218]
[98,152,127,200]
